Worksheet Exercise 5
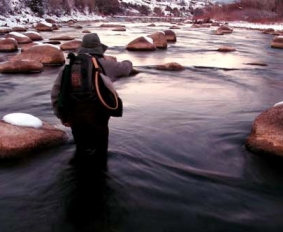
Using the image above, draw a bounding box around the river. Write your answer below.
[1,21,283,232]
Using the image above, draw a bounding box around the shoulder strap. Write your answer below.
[92,57,119,110]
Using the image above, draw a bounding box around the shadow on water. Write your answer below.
[57,165,111,232]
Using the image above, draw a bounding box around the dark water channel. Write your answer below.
[1,21,283,232]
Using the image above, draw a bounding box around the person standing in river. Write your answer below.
[51,33,133,170]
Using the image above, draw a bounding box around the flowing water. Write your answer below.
[1,21,283,232]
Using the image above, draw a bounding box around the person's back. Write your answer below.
[51,33,133,169]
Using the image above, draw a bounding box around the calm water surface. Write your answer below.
[1,21,283,232]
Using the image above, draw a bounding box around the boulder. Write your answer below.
[0,60,44,73]
[215,25,233,35]
[126,36,156,51]
[60,40,82,51]
[12,26,27,32]
[5,32,32,44]
[35,22,53,31]
[10,44,65,66]
[0,38,18,52]
[246,105,283,158]
[262,28,275,34]
[19,42,41,52]
[24,31,43,41]
[244,62,268,66]
[271,36,283,49]
[0,120,68,158]
[82,30,91,33]
[217,46,236,52]
[112,27,126,31]
[164,30,177,42]
[156,62,184,71]
[147,32,167,49]
[0,27,12,34]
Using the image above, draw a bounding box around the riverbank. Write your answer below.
[1,10,283,32]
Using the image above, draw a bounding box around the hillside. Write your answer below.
[0,0,217,27]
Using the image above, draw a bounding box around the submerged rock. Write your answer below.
[262,28,275,34]
[156,62,184,71]
[217,46,236,52]
[271,36,283,49]
[60,40,82,51]
[35,22,53,31]
[0,120,68,158]
[0,60,44,73]
[5,32,32,44]
[49,35,76,41]
[214,25,233,35]
[112,27,126,31]
[246,105,283,158]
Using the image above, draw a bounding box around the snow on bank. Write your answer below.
[0,9,104,27]
[228,21,283,31]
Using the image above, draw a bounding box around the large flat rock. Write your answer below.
[246,105,283,158]
[0,121,68,158]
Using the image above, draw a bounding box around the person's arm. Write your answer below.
[98,57,133,80]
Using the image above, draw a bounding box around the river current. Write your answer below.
[1,21,283,232]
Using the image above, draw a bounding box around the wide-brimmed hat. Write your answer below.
[77,33,108,55]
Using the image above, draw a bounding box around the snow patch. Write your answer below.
[3,113,43,128]
[274,101,283,107]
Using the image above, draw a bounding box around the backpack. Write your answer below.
[58,52,123,121]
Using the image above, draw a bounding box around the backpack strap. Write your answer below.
[92,57,119,110]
